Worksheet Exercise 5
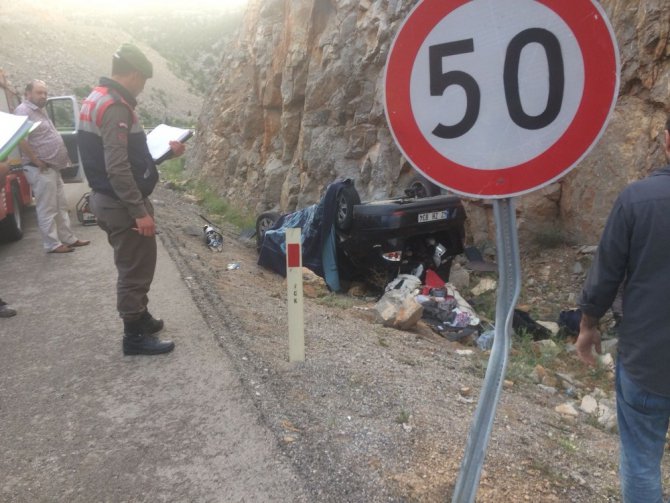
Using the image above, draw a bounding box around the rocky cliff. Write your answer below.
[190,0,669,244]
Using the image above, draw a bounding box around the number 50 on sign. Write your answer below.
[385,0,619,198]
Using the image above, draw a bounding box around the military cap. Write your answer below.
[114,43,153,79]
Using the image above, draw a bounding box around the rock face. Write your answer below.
[190,0,669,244]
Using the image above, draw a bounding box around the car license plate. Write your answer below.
[418,210,448,223]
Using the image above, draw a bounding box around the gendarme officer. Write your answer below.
[77,43,185,355]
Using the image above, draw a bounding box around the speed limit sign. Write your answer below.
[384,0,620,198]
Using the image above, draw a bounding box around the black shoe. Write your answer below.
[123,319,174,355]
[139,310,164,335]
[123,334,175,355]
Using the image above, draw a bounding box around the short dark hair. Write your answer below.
[112,55,137,77]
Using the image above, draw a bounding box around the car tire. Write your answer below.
[335,183,360,232]
[255,211,280,252]
[407,175,440,198]
[0,185,23,242]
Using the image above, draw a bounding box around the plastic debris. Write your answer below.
[203,225,223,251]
[227,263,241,270]
[199,213,224,252]
[476,330,495,350]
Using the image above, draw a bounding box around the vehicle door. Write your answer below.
[46,96,83,183]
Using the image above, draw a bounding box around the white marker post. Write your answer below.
[286,228,305,362]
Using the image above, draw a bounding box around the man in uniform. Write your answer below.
[77,43,185,355]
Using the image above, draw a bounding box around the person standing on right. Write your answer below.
[576,116,670,503]
[77,43,185,356]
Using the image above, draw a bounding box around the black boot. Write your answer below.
[138,310,164,335]
[123,319,175,356]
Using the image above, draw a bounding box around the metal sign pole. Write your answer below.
[451,197,521,503]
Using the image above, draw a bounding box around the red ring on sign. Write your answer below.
[385,0,619,198]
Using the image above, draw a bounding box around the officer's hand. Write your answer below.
[169,141,186,158]
[133,214,156,237]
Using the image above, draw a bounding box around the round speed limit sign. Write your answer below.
[384,0,620,198]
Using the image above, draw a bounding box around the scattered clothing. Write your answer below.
[558,309,582,335]
[513,309,552,340]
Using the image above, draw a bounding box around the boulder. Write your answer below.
[374,289,424,330]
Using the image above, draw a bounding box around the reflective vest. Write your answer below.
[77,85,158,198]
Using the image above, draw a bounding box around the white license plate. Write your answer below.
[418,210,448,223]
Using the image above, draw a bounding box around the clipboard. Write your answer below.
[146,124,193,163]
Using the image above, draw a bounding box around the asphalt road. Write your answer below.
[0,196,308,502]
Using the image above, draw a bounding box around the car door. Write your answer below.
[45,96,83,183]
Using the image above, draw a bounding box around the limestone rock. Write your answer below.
[188,0,669,245]
[555,402,579,417]
[537,321,560,336]
[471,278,497,296]
[580,395,598,415]
[374,290,423,330]
[448,263,470,290]
[532,340,561,358]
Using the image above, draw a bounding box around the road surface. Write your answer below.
[0,198,308,502]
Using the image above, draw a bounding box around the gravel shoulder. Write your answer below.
[153,182,653,503]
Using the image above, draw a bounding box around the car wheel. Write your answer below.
[0,186,23,242]
[407,175,440,198]
[256,211,280,252]
[335,184,360,232]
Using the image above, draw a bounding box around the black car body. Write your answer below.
[256,179,466,291]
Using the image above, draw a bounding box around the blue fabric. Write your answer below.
[258,204,322,278]
[616,359,670,503]
[256,179,348,292]
[321,225,340,293]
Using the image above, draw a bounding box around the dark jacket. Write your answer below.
[579,164,670,396]
[77,78,158,202]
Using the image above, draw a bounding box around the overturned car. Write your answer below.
[256,179,466,292]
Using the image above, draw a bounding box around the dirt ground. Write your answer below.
[151,181,669,503]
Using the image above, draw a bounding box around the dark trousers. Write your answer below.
[89,192,156,322]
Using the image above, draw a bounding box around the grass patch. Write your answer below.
[468,288,496,322]
[192,180,255,229]
[314,293,361,309]
[395,410,411,424]
[159,157,187,184]
[506,331,564,383]
[158,159,255,230]
[531,224,571,249]
[557,436,578,453]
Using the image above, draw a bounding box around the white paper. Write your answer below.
[145,124,192,162]
[0,111,29,151]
